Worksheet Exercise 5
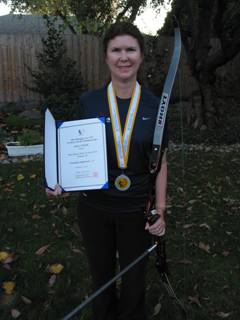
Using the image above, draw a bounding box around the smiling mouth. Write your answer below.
[118,66,132,70]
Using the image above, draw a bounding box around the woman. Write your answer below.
[47,22,167,320]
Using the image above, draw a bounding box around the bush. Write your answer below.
[28,16,84,120]
[18,130,43,145]
[5,115,41,130]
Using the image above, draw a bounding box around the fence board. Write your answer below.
[1,32,238,105]
[0,33,193,105]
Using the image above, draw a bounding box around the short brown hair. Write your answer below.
[103,22,144,54]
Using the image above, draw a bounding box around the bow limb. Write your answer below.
[154,236,188,319]
[161,272,188,318]
[147,17,187,319]
[150,18,182,173]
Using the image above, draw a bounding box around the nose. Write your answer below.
[119,50,128,61]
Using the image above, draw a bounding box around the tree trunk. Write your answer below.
[198,69,218,128]
[199,84,218,129]
[187,71,218,130]
[172,0,240,129]
[190,90,204,129]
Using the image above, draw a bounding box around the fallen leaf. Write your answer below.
[193,284,198,291]
[32,214,41,220]
[30,174,37,179]
[0,154,7,161]
[3,263,12,271]
[50,209,58,214]
[72,248,82,254]
[35,244,50,255]
[71,222,82,237]
[61,206,68,215]
[3,255,14,264]
[48,274,57,287]
[183,224,195,229]
[11,309,21,318]
[222,250,230,257]
[188,199,197,204]
[49,263,64,274]
[2,281,15,295]
[199,223,211,230]
[177,187,184,193]
[20,193,26,197]
[225,176,231,184]
[16,174,25,181]
[0,251,10,262]
[153,302,161,316]
[188,295,201,307]
[216,311,232,318]
[199,242,210,253]
[4,187,13,193]
[21,295,32,304]
[222,285,230,290]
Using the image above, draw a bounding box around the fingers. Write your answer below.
[45,184,62,197]
[145,216,166,236]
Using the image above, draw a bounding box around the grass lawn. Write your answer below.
[0,150,239,320]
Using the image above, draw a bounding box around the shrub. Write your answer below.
[28,16,84,120]
[5,115,41,130]
[18,130,43,145]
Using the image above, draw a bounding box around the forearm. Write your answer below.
[155,151,168,217]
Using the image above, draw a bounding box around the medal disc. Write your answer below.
[115,174,131,191]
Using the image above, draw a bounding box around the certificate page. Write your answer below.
[57,118,108,191]
[44,108,58,190]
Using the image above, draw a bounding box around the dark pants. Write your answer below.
[77,201,151,320]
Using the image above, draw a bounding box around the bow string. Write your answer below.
[146,16,188,319]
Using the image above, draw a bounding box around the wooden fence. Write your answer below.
[0,32,239,105]
[0,33,110,104]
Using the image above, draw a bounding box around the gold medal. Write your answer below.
[107,81,141,191]
[114,174,131,191]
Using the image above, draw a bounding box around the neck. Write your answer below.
[111,79,137,99]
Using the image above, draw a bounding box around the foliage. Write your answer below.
[0,128,8,141]
[5,115,41,130]
[159,0,240,129]
[28,16,83,120]
[0,150,239,319]
[18,130,43,145]
[1,0,171,34]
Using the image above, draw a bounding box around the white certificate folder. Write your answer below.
[44,108,108,192]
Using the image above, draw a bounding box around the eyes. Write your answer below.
[110,47,138,53]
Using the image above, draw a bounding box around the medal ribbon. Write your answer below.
[107,81,141,169]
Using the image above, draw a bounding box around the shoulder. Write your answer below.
[80,87,107,105]
[76,86,108,119]
[140,86,159,111]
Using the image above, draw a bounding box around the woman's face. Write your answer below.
[105,35,143,83]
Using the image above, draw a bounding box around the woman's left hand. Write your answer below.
[145,214,166,236]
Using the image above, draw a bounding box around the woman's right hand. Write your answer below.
[45,184,62,197]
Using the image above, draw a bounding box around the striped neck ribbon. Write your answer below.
[107,81,141,169]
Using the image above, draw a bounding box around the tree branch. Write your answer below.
[55,9,77,35]
[116,1,132,21]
